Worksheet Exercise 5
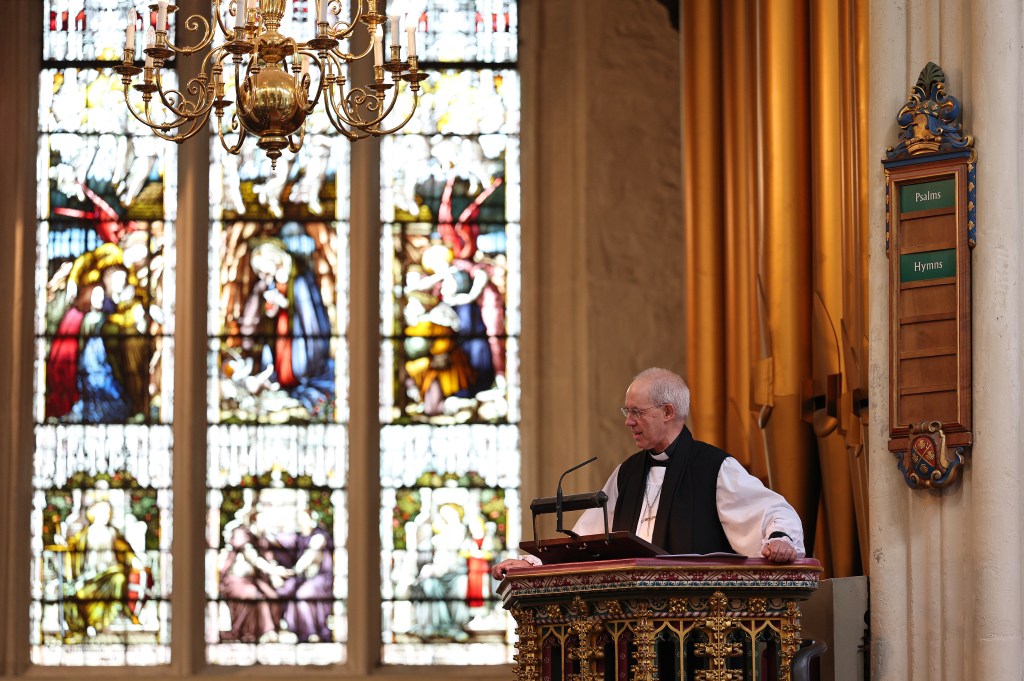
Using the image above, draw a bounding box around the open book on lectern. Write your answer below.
[518,456,664,564]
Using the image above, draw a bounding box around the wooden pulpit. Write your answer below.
[498,556,822,681]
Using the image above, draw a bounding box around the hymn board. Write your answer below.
[883,62,975,489]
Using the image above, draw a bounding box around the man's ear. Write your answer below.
[662,403,676,421]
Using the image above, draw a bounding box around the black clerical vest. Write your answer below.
[611,426,735,554]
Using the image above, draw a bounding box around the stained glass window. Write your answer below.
[33,0,176,664]
[204,210,350,664]
[204,0,351,664]
[379,0,520,665]
[32,0,522,670]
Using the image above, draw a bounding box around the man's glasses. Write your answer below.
[619,404,665,419]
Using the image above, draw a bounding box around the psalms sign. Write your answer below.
[899,178,956,212]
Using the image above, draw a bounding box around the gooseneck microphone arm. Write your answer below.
[555,456,598,538]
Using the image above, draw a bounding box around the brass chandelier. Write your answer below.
[115,0,427,167]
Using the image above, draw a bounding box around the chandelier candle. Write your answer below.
[157,0,168,32]
[126,8,136,52]
[406,20,416,57]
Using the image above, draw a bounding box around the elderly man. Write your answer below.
[491,367,805,579]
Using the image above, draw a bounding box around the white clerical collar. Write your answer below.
[649,452,670,466]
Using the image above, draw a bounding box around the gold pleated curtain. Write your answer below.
[681,0,869,578]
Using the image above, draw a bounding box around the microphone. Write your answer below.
[527,457,609,542]
[555,456,597,538]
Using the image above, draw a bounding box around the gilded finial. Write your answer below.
[886,62,973,160]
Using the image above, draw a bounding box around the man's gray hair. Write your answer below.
[634,367,690,421]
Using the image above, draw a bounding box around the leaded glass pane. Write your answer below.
[207,220,347,423]
[37,92,176,425]
[206,14,351,653]
[33,50,176,666]
[37,217,174,426]
[379,424,520,664]
[399,69,520,137]
[411,0,517,63]
[43,0,175,63]
[210,134,350,223]
[379,1,519,664]
[30,426,174,665]
[40,68,180,136]
[205,425,347,665]
[378,218,513,423]
[379,117,517,425]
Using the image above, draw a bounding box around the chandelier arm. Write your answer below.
[300,51,334,115]
[299,69,322,116]
[201,45,230,83]
[167,82,216,121]
[365,88,420,136]
[329,36,374,63]
[328,81,395,139]
[161,14,215,57]
[138,95,212,142]
[231,59,256,122]
[323,0,359,40]
[322,89,351,136]
[123,88,172,133]
[324,77,358,127]
[372,81,406,123]
[287,125,306,153]
[149,92,200,128]
[337,85,395,130]
[122,76,194,132]
[211,0,233,38]
[322,83,363,140]
[205,49,234,115]
[151,69,212,123]
[157,63,216,119]
[153,113,212,143]
[283,37,299,59]
[327,20,356,40]
[217,113,249,155]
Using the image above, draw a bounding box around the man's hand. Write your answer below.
[761,538,797,563]
[490,558,533,580]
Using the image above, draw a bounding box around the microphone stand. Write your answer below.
[555,456,597,538]
[522,456,662,562]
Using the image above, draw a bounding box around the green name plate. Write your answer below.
[900,178,955,212]
[900,248,956,282]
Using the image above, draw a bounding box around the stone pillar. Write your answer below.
[0,2,40,672]
[965,2,1024,679]
[868,1,1024,679]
